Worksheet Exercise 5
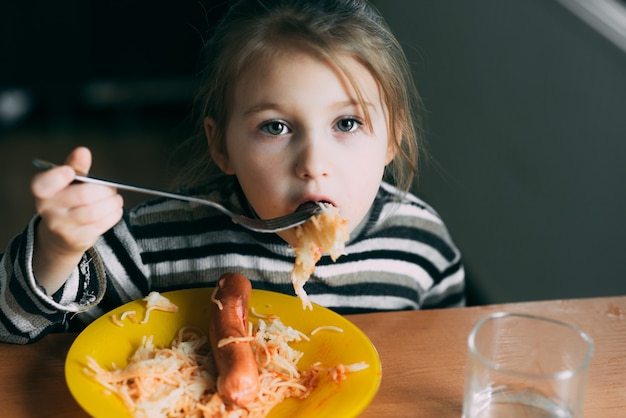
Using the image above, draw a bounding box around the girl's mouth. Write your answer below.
[296,200,332,212]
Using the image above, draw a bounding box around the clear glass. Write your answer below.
[462,312,594,418]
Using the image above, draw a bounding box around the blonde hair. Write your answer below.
[176,0,424,193]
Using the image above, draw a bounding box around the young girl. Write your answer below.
[0,0,464,344]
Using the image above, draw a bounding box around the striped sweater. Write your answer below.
[0,179,464,344]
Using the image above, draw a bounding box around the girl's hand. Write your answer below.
[30,147,124,294]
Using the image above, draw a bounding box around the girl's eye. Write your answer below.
[260,120,290,136]
[335,117,362,133]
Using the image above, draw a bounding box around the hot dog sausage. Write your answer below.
[209,273,260,406]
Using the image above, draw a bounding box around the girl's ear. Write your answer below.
[385,141,398,165]
[204,117,235,174]
[385,126,400,165]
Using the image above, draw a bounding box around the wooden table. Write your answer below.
[1,295,624,417]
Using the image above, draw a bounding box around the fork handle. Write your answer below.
[32,158,216,207]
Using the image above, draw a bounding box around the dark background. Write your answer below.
[0,1,231,130]
[1,0,625,306]
[0,1,232,250]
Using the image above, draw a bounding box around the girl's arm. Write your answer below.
[30,147,123,294]
[0,218,109,344]
[0,146,124,344]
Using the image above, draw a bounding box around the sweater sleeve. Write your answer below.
[0,216,107,344]
[420,256,466,309]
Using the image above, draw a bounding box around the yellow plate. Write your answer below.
[65,288,382,417]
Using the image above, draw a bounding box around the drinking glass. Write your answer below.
[462,312,594,418]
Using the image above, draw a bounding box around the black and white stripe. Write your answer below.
[0,179,464,343]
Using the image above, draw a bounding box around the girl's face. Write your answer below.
[206,51,396,245]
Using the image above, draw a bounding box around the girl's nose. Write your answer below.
[294,133,329,180]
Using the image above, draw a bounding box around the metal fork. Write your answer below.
[32,158,322,233]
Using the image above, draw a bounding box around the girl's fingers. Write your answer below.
[32,146,93,199]
[65,146,92,176]
[67,193,124,227]
[34,182,118,218]
[60,183,119,208]
[32,146,122,254]
[40,194,124,252]
[31,166,76,199]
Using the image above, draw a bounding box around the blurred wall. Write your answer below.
[373,0,626,304]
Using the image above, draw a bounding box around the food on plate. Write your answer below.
[209,273,260,406]
[291,203,349,309]
[86,317,367,417]
[86,327,214,417]
[110,314,125,327]
[141,291,179,323]
[110,292,179,327]
[310,325,344,335]
[326,361,370,382]
[110,310,140,327]
[85,276,370,417]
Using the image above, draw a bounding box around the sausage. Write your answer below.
[209,273,260,406]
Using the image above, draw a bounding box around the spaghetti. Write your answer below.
[85,315,367,417]
[291,203,349,310]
